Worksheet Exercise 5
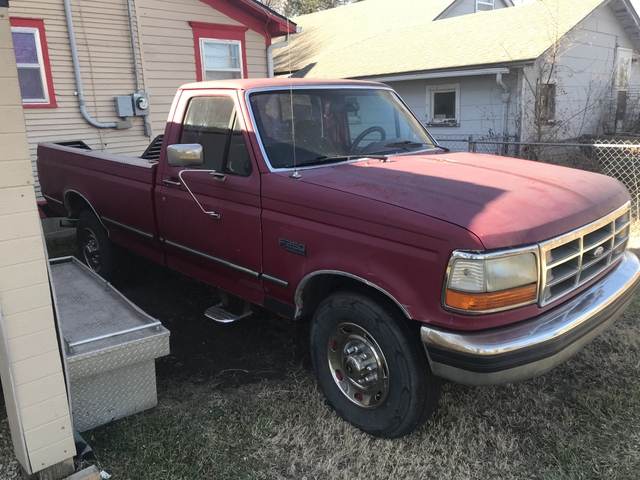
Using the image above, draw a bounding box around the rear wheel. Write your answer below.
[76,210,114,281]
[310,291,441,438]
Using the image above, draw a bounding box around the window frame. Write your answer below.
[190,22,248,82]
[10,18,57,108]
[616,47,633,91]
[476,0,495,11]
[426,83,461,127]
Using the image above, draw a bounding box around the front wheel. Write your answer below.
[310,291,441,438]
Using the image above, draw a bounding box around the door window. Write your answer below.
[180,96,252,176]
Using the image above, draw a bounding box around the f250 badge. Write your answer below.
[279,238,306,257]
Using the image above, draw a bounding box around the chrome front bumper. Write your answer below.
[421,251,640,386]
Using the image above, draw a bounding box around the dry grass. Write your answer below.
[90,293,640,480]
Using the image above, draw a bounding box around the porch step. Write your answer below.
[204,302,252,324]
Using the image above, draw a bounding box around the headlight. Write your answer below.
[444,249,538,313]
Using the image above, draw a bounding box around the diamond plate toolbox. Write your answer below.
[50,257,170,432]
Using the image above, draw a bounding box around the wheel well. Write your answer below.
[65,192,92,219]
[297,273,410,323]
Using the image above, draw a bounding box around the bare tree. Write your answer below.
[283,0,359,17]
[259,0,287,15]
[518,5,617,145]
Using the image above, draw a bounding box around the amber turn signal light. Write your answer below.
[445,283,537,312]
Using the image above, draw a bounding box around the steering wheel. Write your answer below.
[351,126,386,153]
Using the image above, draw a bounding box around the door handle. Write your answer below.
[210,172,226,182]
[178,170,222,220]
[162,179,181,187]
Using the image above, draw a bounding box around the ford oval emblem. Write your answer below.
[593,246,605,257]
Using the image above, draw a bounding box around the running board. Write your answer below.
[204,301,252,324]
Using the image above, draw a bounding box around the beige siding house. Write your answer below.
[7,0,296,198]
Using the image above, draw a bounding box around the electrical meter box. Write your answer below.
[114,96,134,117]
[132,93,150,116]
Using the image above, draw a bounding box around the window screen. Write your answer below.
[12,28,47,103]
[201,40,242,80]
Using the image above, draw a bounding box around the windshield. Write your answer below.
[249,88,438,169]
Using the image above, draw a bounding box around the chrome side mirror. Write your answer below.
[166,144,204,167]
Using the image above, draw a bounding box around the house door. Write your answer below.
[157,92,263,304]
[615,48,633,132]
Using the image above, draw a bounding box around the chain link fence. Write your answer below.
[595,141,640,219]
[430,134,473,152]
[432,135,640,219]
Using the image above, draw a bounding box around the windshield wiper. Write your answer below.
[282,154,387,168]
[384,141,424,150]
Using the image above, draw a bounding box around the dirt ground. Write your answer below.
[117,255,313,389]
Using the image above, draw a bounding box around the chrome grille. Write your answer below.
[539,204,631,306]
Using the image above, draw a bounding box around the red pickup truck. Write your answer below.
[38,78,640,438]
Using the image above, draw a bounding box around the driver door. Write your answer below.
[157,91,263,304]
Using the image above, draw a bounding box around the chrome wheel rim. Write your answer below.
[81,228,101,273]
[327,323,390,409]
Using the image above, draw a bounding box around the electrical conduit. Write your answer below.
[63,0,123,129]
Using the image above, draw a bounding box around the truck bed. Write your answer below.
[37,142,160,262]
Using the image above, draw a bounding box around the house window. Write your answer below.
[536,83,556,122]
[10,18,56,108]
[476,0,494,11]
[426,84,460,126]
[190,22,248,82]
[201,39,242,80]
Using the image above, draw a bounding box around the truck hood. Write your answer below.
[297,152,629,250]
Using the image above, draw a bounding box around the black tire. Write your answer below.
[310,291,441,438]
[76,209,115,281]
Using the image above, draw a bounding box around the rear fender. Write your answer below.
[64,189,109,234]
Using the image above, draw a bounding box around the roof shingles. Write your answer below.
[275,0,606,79]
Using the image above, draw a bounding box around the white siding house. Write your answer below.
[276,0,640,143]
[519,1,640,141]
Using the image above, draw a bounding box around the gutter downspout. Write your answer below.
[126,0,152,137]
[267,26,301,78]
[63,0,127,129]
[496,72,510,138]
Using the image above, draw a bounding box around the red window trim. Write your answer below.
[9,18,57,109]
[190,22,249,82]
